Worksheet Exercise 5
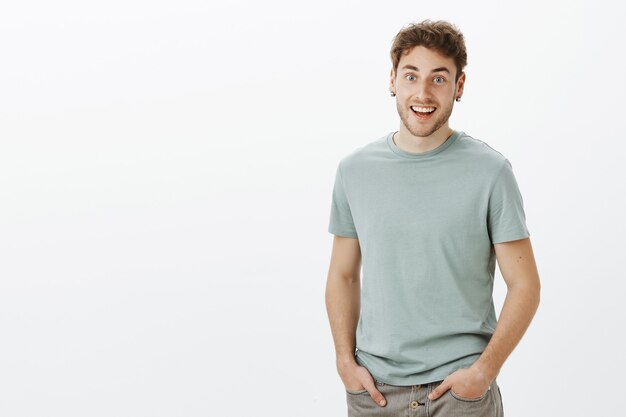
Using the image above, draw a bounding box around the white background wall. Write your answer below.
[1,0,624,416]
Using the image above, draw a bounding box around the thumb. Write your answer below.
[428,380,450,401]
[369,387,386,407]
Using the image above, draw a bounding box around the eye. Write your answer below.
[434,76,446,84]
[405,74,416,81]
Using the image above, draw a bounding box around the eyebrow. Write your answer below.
[401,65,450,74]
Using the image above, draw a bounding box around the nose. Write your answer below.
[414,78,434,103]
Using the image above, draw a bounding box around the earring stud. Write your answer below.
[390,91,396,97]
[456,96,461,102]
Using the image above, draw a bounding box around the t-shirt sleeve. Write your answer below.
[328,163,358,239]
[487,159,530,244]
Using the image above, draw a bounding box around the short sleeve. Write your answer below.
[328,163,358,238]
[487,159,530,244]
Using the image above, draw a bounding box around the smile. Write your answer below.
[411,105,437,120]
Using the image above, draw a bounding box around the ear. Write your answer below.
[456,71,466,96]
[389,68,396,91]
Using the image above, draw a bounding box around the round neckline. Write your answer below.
[386,129,462,159]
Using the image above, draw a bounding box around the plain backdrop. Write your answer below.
[1,0,625,416]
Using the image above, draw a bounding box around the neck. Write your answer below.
[394,124,454,154]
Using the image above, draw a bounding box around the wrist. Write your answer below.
[336,354,358,370]
[470,360,499,382]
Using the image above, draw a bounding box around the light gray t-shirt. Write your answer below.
[328,129,530,385]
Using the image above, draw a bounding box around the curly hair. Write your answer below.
[390,19,468,84]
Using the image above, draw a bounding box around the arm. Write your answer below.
[325,235,388,406]
[429,236,541,400]
[325,235,362,368]
[471,236,541,381]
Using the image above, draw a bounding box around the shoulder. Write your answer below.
[336,132,390,173]
[455,131,510,171]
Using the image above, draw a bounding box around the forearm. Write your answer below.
[472,283,541,381]
[325,273,361,367]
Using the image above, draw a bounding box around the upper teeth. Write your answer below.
[411,106,435,113]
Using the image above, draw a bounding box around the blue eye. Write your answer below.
[434,76,445,84]
[406,74,416,81]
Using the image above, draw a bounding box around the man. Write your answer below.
[325,20,541,417]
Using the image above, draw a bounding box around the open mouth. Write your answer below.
[411,105,436,120]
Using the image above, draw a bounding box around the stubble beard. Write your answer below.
[396,98,454,138]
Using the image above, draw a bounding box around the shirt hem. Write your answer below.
[357,356,480,386]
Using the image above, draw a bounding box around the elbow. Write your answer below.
[537,280,541,307]
[508,276,541,306]
[327,269,360,284]
[531,279,541,311]
[531,277,541,302]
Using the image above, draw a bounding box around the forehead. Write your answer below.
[398,45,455,71]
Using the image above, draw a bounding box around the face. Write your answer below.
[390,45,465,138]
